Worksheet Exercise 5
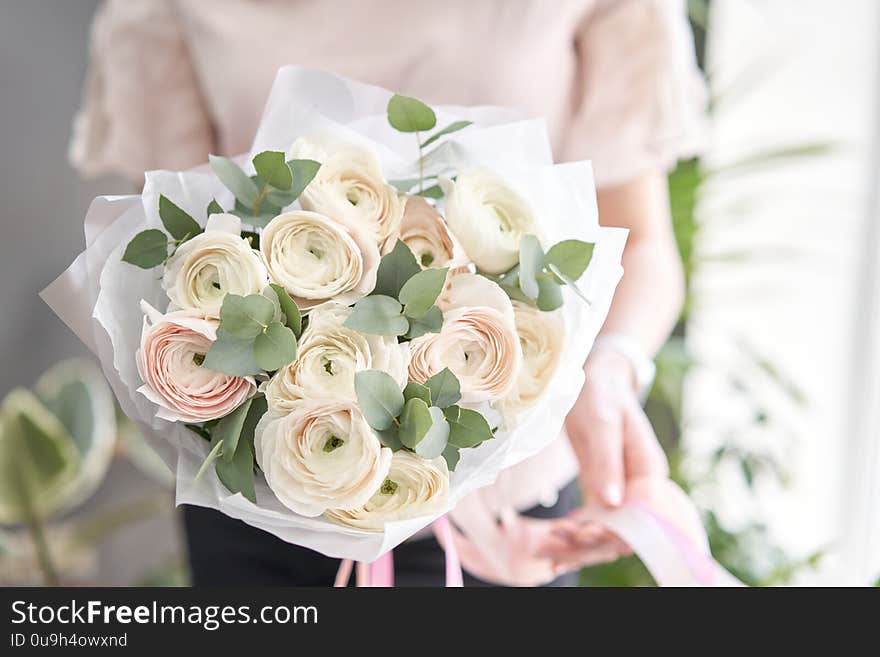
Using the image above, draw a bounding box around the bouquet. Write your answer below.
[43,67,628,563]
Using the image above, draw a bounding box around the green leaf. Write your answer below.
[399,267,448,319]
[354,370,406,431]
[158,195,201,241]
[344,295,409,336]
[387,94,437,133]
[442,444,461,471]
[195,439,223,481]
[405,305,443,339]
[421,120,473,148]
[253,322,298,372]
[122,229,167,268]
[209,154,260,206]
[374,239,420,298]
[403,381,432,405]
[547,263,591,306]
[214,435,257,503]
[424,368,461,408]
[414,407,450,459]
[219,294,275,339]
[214,398,252,463]
[207,199,224,216]
[252,151,293,190]
[269,283,302,337]
[287,159,321,199]
[230,200,279,229]
[544,239,594,281]
[375,426,403,451]
[518,235,544,300]
[399,398,433,448]
[202,331,262,376]
[417,185,444,199]
[536,276,564,311]
[444,405,493,448]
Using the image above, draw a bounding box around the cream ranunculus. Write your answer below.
[260,210,379,312]
[262,302,410,414]
[409,274,522,403]
[162,213,269,315]
[503,301,565,414]
[292,133,404,249]
[442,170,537,274]
[397,196,462,268]
[254,398,392,516]
[135,301,256,423]
[325,451,449,531]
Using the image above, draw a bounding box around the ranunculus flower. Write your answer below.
[260,210,379,312]
[397,196,462,268]
[325,451,449,531]
[262,302,410,414]
[292,133,404,249]
[163,213,269,315]
[409,274,521,403]
[442,170,537,274]
[254,399,392,516]
[135,301,256,423]
[503,301,565,414]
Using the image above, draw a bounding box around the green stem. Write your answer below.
[13,468,59,586]
[416,133,424,193]
[253,182,271,216]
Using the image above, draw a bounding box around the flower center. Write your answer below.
[380,479,398,495]
[323,435,344,453]
[420,252,435,268]
[192,353,206,366]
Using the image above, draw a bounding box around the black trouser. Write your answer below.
[183,480,580,587]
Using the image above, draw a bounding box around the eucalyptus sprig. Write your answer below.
[209,151,321,228]
[343,240,446,339]
[353,367,492,471]
[122,195,204,269]
[386,94,472,197]
[490,235,596,311]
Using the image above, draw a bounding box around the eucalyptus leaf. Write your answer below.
[375,426,403,451]
[536,276,564,311]
[214,432,256,503]
[287,159,321,199]
[195,439,223,481]
[399,267,448,319]
[231,198,281,228]
[403,381,432,406]
[518,235,544,300]
[414,407,450,459]
[421,120,473,148]
[417,185,444,199]
[424,368,461,409]
[121,229,167,268]
[214,398,253,462]
[252,150,292,190]
[344,295,409,336]
[203,331,262,376]
[442,443,461,471]
[209,154,260,206]
[405,305,443,339]
[159,195,201,241]
[354,370,405,431]
[544,239,594,281]
[399,397,433,448]
[387,94,437,133]
[374,239,420,298]
[445,405,493,448]
[219,294,275,339]
[207,199,224,216]
[253,322,298,372]
[269,283,302,337]
[547,263,591,306]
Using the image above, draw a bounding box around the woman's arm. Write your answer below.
[565,171,682,508]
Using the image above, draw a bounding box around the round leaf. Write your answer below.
[399,398,433,448]
[544,239,594,281]
[203,331,262,376]
[269,283,302,336]
[159,194,201,241]
[344,295,409,336]
[424,368,461,409]
[387,94,437,133]
[354,370,405,431]
[374,240,420,298]
[518,235,544,300]
[252,150,293,190]
[209,154,260,206]
[219,294,275,339]
[399,268,448,319]
[405,305,443,339]
[536,276,564,311]
[414,407,450,459]
[445,405,493,448]
[122,229,167,268]
[253,322,298,372]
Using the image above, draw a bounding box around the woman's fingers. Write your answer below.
[623,401,669,479]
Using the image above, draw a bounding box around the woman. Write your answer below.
[72,0,705,586]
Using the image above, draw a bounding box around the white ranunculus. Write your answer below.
[325,451,449,531]
[254,398,392,517]
[397,196,463,268]
[260,210,379,312]
[292,133,404,249]
[503,301,565,415]
[409,274,522,403]
[442,170,537,274]
[162,213,269,315]
[262,302,410,414]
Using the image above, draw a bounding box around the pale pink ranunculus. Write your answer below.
[394,196,465,269]
[135,301,256,423]
[409,274,522,403]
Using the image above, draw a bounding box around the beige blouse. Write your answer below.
[72,0,705,514]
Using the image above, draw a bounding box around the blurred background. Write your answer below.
[1,0,878,586]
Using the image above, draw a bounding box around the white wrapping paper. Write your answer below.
[42,67,626,561]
